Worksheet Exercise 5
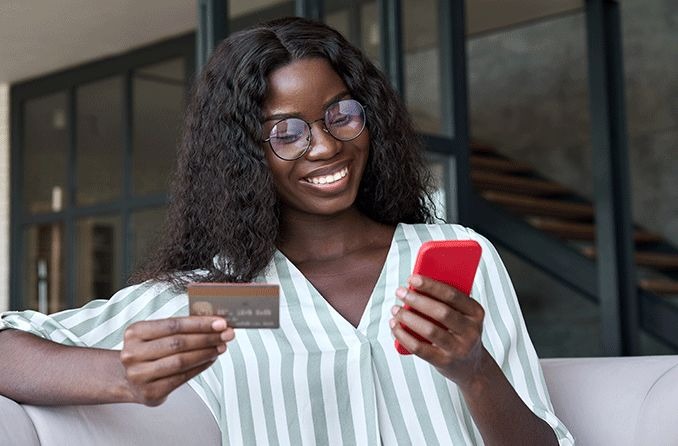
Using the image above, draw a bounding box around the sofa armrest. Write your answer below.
[6,384,220,446]
[0,394,40,445]
[541,356,678,446]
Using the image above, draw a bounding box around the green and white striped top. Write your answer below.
[1,223,574,445]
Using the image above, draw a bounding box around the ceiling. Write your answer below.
[466,0,583,35]
[0,0,583,85]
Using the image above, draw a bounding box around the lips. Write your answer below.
[303,166,349,185]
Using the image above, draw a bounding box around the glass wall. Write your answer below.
[75,215,122,307]
[133,58,186,196]
[22,224,65,314]
[402,0,441,134]
[620,0,678,248]
[467,6,592,195]
[22,93,69,215]
[12,36,192,311]
[464,3,608,356]
[21,94,69,313]
[129,207,167,272]
[324,0,380,66]
[76,77,124,206]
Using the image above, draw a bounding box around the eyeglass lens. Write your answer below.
[268,99,366,160]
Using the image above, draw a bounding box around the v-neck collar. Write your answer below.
[272,223,402,333]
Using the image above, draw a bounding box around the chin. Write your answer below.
[284,192,361,218]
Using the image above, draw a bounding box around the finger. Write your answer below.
[125,316,228,342]
[392,305,457,350]
[127,346,224,383]
[128,331,233,362]
[136,360,216,407]
[390,317,439,360]
[407,275,483,318]
[395,288,469,333]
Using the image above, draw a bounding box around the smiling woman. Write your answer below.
[0,17,572,446]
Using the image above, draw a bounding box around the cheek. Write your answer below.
[264,153,293,195]
[358,127,370,152]
[355,133,371,165]
[264,150,282,179]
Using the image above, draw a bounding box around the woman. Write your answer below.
[0,17,573,445]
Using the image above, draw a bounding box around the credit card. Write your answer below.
[187,283,280,328]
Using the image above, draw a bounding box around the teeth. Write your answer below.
[306,167,348,185]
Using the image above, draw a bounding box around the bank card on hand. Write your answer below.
[187,283,280,328]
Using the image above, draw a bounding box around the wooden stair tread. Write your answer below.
[471,155,534,174]
[526,217,662,244]
[472,171,570,196]
[481,191,594,220]
[581,246,678,270]
[470,142,496,154]
[639,279,678,295]
[472,142,678,282]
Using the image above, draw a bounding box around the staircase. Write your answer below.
[467,142,678,351]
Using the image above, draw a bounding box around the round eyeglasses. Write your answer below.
[263,98,367,161]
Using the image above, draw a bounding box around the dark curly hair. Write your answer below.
[132,17,436,287]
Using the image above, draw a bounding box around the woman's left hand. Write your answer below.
[390,274,487,388]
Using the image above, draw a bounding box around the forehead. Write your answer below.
[263,58,349,117]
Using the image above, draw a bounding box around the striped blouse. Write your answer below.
[1,223,574,445]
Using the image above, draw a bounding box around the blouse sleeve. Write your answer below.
[0,280,187,350]
[465,227,575,445]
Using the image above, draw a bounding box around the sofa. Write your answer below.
[1,356,677,445]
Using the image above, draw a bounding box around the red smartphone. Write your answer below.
[394,240,482,355]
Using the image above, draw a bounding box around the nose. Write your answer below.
[304,120,341,160]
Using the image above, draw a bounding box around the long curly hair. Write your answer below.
[132,17,436,287]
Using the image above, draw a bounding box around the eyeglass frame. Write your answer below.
[262,99,367,161]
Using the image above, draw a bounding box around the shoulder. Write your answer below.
[110,269,209,304]
[398,223,501,262]
[398,223,488,243]
[109,280,177,302]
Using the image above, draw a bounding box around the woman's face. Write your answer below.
[262,58,370,219]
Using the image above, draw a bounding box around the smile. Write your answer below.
[303,166,349,185]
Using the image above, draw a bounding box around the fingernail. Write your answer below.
[220,330,231,341]
[217,344,227,353]
[389,318,396,328]
[396,287,407,299]
[409,275,423,287]
[212,319,227,331]
[391,305,400,316]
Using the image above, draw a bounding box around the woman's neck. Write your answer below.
[276,207,391,264]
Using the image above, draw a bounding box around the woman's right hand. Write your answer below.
[120,316,233,406]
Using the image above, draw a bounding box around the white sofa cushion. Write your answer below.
[541,356,678,446]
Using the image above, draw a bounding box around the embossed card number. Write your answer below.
[187,283,280,328]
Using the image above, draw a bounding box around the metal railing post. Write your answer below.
[196,0,229,71]
[585,0,639,355]
[439,1,471,225]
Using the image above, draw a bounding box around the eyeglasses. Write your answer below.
[263,98,367,161]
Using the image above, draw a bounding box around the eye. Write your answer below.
[325,99,364,128]
[328,113,353,126]
[271,134,302,144]
[270,119,306,143]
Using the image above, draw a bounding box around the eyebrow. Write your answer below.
[262,91,352,123]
